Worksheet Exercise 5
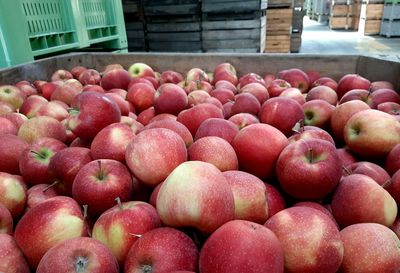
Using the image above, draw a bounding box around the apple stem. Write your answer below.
[42,180,59,192]
[97,160,105,180]
[342,166,352,176]
[129,233,142,238]
[308,148,314,163]
[115,197,123,210]
[30,150,46,159]
[82,204,88,219]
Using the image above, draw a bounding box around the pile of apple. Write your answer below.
[0,60,400,273]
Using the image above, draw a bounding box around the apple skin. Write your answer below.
[40,82,58,100]
[51,69,73,82]
[330,100,370,142]
[337,147,357,168]
[101,68,132,91]
[288,125,335,145]
[306,85,338,106]
[148,113,176,123]
[385,170,400,206]
[92,201,161,266]
[128,63,155,78]
[345,161,391,186]
[90,123,135,162]
[19,137,67,185]
[268,79,291,97]
[0,101,14,115]
[187,90,210,106]
[232,123,288,179]
[0,234,30,273]
[188,136,238,172]
[176,103,224,136]
[36,237,119,273]
[36,101,69,121]
[48,147,93,196]
[136,106,156,126]
[50,79,83,106]
[0,173,27,219]
[154,83,188,115]
[194,118,238,144]
[239,82,269,104]
[265,207,344,273]
[126,83,156,113]
[70,66,87,79]
[78,69,101,85]
[259,97,304,137]
[306,70,321,86]
[238,73,266,88]
[157,161,235,233]
[370,88,400,107]
[377,101,400,115]
[213,62,238,86]
[26,184,58,210]
[19,94,48,118]
[336,74,371,99]
[230,92,261,116]
[0,85,26,109]
[15,81,38,97]
[303,99,335,128]
[344,109,400,158]
[82,84,106,93]
[279,87,306,105]
[1,112,28,129]
[228,113,259,129]
[386,144,400,175]
[276,139,342,199]
[370,80,395,91]
[143,119,193,147]
[102,64,124,74]
[0,134,29,174]
[199,220,284,273]
[265,183,286,217]
[331,174,397,228]
[279,68,310,93]
[104,93,131,116]
[18,116,67,144]
[124,227,198,273]
[339,89,373,107]
[0,203,13,234]
[126,128,187,186]
[68,91,121,141]
[223,171,268,223]
[390,217,400,238]
[0,116,18,135]
[222,101,233,118]
[72,159,133,216]
[214,80,237,93]
[294,201,339,228]
[14,196,88,268]
[210,88,235,104]
[339,223,400,273]
[160,70,184,84]
[186,68,209,83]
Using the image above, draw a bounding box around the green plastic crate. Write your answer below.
[0,0,127,68]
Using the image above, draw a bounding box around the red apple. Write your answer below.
[289,125,335,145]
[26,184,58,210]
[51,69,73,82]
[0,234,30,273]
[19,94,48,118]
[126,83,156,113]
[214,80,237,93]
[306,70,321,87]
[36,101,69,121]
[306,85,338,105]
[0,101,14,115]
[370,80,394,92]
[377,101,400,115]
[210,88,235,104]
[239,82,269,104]
[187,90,211,106]
[0,134,29,174]
[102,64,124,74]
[82,84,106,93]
[303,99,335,128]
[385,170,400,206]
[337,147,357,168]
[336,74,371,99]
[279,87,306,105]
[136,106,156,126]
[0,112,28,129]
[312,77,338,91]
[101,69,132,91]
[194,118,238,144]
[0,85,26,109]
[200,220,284,273]
[230,93,261,116]
[78,69,101,85]
[128,63,155,78]
[39,82,58,100]
[346,161,391,186]
[339,89,373,107]
[238,73,265,88]
[103,92,130,116]
[0,116,18,134]
[143,119,193,147]
[15,81,38,97]
[186,68,209,83]
[70,66,87,79]
[212,62,238,86]
[0,203,13,234]
[386,144,400,175]
[294,201,339,228]
[268,79,291,97]
[50,79,83,106]
[370,88,400,107]
[160,70,184,84]
[154,83,188,115]
[18,116,67,144]
[228,113,259,129]
[279,68,309,93]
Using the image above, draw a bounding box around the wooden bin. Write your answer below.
[267,8,294,34]
[359,18,382,34]
[265,35,291,53]
[331,4,350,16]
[360,3,384,19]
[330,16,353,29]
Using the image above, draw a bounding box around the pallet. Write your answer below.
[383,4,400,19]
[358,18,382,34]
[360,3,384,19]
[202,0,268,13]
[329,15,353,29]
[267,8,293,34]
[268,0,293,8]
[380,19,400,37]
[385,0,400,4]
[265,35,291,53]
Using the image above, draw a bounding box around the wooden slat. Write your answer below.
[360,3,384,19]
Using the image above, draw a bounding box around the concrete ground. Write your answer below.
[299,17,400,55]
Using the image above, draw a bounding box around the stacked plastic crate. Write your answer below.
[122,0,146,51]
[142,0,202,52]
[380,0,400,37]
[265,0,294,53]
[291,0,306,53]
[201,0,267,53]
[359,0,384,35]
[329,0,354,29]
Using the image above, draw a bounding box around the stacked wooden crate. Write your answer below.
[265,0,294,53]
[122,0,146,52]
[311,0,331,23]
[349,1,362,29]
[291,0,306,52]
[201,0,267,53]
[329,0,353,29]
[359,0,384,35]
[143,0,202,52]
[380,0,400,37]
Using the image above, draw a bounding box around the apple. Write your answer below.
[303,99,335,128]
[19,137,67,185]
[0,134,29,174]
[330,100,370,142]
[0,203,13,234]
[143,119,193,147]
[294,201,339,228]
[187,90,211,106]
[78,69,101,85]
[103,93,131,116]
[346,161,391,186]
[72,159,133,216]
[339,223,400,272]
[50,79,83,105]
[126,128,187,186]
[15,81,38,96]
[160,70,184,84]
[238,73,266,88]
[33,80,47,91]
[136,106,156,126]
[124,227,198,273]
[0,234,30,273]
[18,116,67,144]
[222,101,233,118]
[144,76,160,89]
[36,237,119,273]
[157,161,235,233]
[19,94,48,118]
[0,85,26,109]
[259,97,304,137]
[188,136,238,171]
[69,137,91,148]
[337,147,357,168]
[239,82,269,104]
[267,79,291,97]
[370,80,394,91]
[276,139,341,199]
[51,69,73,82]
[386,144,400,175]
[38,82,58,100]
[70,66,87,79]
[232,123,288,179]
[210,88,235,104]
[289,125,335,144]
[128,63,155,78]
[214,80,237,93]
[92,200,161,265]
[101,68,132,91]
[265,207,343,273]
[48,147,92,196]
[331,174,397,227]
[186,68,209,83]
[0,116,18,134]
[212,62,238,86]
[0,112,28,129]
[102,64,124,74]
[312,76,338,90]
[279,68,310,93]
[154,83,188,115]
[336,74,371,99]
[0,101,14,115]
[339,89,373,106]
[385,170,400,205]
[67,91,121,141]
[306,85,338,105]
[370,88,400,107]
[36,101,69,121]
[279,87,306,105]
[176,103,224,136]
[344,109,400,158]
[26,184,58,210]
[306,70,321,86]
[126,83,156,113]
[199,220,284,273]
[230,93,261,116]
[148,113,176,123]
[377,101,400,115]
[194,118,238,144]
[14,196,88,268]
[228,113,259,129]
[82,84,106,93]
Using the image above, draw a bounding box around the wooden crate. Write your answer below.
[358,18,382,34]
[267,8,294,34]
[202,0,268,14]
[331,4,350,16]
[329,15,353,29]
[352,16,360,30]
[360,3,384,19]
[265,35,291,53]
[143,0,200,17]
[268,0,293,8]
